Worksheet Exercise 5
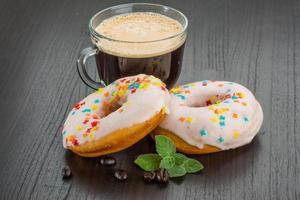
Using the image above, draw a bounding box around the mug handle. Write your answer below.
[76,47,106,90]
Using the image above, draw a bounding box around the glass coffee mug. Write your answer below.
[77,3,188,89]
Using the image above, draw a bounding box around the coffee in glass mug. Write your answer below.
[77,3,188,89]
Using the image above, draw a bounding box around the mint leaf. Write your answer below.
[174,153,188,165]
[183,158,204,173]
[134,154,162,171]
[155,135,176,157]
[159,156,175,169]
[167,165,186,177]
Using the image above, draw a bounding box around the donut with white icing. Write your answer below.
[62,74,169,157]
[152,80,263,154]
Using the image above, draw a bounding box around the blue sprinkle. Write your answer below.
[71,111,76,115]
[232,96,238,100]
[183,85,189,88]
[82,108,91,113]
[200,128,207,136]
[219,121,226,127]
[243,117,249,122]
[224,100,230,103]
[135,83,140,89]
[219,115,226,120]
[218,137,224,143]
[176,94,186,100]
[62,130,67,135]
[94,99,100,103]
[226,89,232,93]
[128,82,135,89]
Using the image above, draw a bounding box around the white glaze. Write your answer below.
[159,80,263,150]
[62,74,169,148]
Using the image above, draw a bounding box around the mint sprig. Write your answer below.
[155,135,176,157]
[134,154,161,171]
[134,135,204,178]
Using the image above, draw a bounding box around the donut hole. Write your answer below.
[186,100,207,107]
[186,94,226,107]
[101,100,123,117]
[103,104,122,117]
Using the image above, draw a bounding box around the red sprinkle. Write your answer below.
[206,100,212,106]
[224,94,231,99]
[72,139,79,146]
[91,121,98,127]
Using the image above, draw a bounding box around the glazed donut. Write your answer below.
[62,74,169,157]
[152,80,263,154]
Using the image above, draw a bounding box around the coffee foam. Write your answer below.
[94,12,186,58]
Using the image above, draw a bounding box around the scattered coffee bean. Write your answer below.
[114,169,128,181]
[100,156,116,166]
[156,168,169,183]
[143,171,156,182]
[62,166,72,179]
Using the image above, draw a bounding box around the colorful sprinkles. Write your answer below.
[63,75,167,147]
[169,80,253,146]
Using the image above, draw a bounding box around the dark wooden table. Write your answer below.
[0,0,299,199]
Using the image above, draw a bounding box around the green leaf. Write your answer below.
[167,165,186,177]
[134,154,162,171]
[159,156,175,169]
[155,135,176,157]
[183,158,204,173]
[174,153,188,165]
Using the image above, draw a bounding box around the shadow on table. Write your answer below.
[64,135,261,194]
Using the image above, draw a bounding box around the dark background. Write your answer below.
[0,0,299,199]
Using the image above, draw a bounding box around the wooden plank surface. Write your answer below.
[0,0,299,199]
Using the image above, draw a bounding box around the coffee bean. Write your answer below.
[114,169,128,181]
[156,168,169,183]
[144,171,156,182]
[99,156,116,166]
[62,166,72,179]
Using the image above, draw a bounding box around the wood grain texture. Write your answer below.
[0,0,299,199]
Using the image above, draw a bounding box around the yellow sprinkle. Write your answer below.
[153,81,161,86]
[216,99,223,104]
[210,96,217,102]
[161,106,167,114]
[170,87,182,93]
[215,102,221,106]
[209,105,216,110]
[97,88,104,94]
[237,92,246,98]
[91,126,99,132]
[141,83,150,89]
[76,125,83,131]
[233,131,240,139]
[89,133,94,141]
[186,117,193,124]
[210,117,218,123]
[112,91,118,97]
[119,89,126,97]
[90,104,98,110]
[221,107,229,113]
